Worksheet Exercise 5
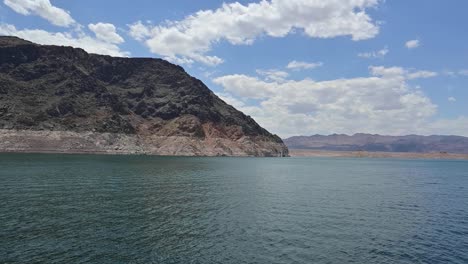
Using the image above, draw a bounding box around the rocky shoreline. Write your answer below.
[0,129,287,157]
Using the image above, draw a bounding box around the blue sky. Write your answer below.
[1,0,467,137]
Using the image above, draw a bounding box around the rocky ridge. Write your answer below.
[0,36,288,156]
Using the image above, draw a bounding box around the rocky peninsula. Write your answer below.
[0,36,288,157]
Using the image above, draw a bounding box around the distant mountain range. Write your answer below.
[284,134,468,154]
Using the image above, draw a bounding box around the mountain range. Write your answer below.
[284,133,468,154]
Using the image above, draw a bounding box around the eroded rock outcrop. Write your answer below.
[0,36,288,156]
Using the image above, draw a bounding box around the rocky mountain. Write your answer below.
[0,36,288,156]
[284,133,468,154]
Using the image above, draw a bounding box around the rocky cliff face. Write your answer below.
[0,36,288,156]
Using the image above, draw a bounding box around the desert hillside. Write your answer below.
[0,36,288,156]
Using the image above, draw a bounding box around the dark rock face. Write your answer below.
[284,133,468,154]
[0,36,287,156]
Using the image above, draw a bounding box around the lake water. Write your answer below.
[1,154,467,264]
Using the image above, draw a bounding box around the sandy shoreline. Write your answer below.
[289,149,468,160]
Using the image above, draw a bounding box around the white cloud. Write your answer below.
[214,74,274,99]
[406,70,438,80]
[1,0,129,56]
[405,39,420,49]
[162,56,196,66]
[129,0,381,65]
[358,46,389,59]
[128,20,151,41]
[256,69,289,82]
[369,66,405,77]
[423,117,468,136]
[88,23,124,44]
[286,60,323,70]
[212,66,465,137]
[3,0,75,27]
[448,97,456,102]
[0,23,129,57]
[217,92,246,110]
[370,66,437,80]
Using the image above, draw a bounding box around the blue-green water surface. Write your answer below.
[1,154,467,263]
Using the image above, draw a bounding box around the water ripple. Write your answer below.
[1,154,468,263]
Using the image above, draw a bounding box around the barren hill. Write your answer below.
[0,36,288,156]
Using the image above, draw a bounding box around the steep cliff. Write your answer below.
[0,36,288,156]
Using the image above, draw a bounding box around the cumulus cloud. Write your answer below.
[448,97,456,102]
[405,39,420,49]
[212,66,463,137]
[256,69,289,82]
[129,0,381,65]
[88,23,124,44]
[358,46,389,59]
[369,66,405,77]
[217,92,247,110]
[1,0,128,56]
[0,23,129,57]
[423,117,468,136]
[3,0,75,27]
[286,60,323,70]
[128,20,151,41]
[214,74,274,99]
